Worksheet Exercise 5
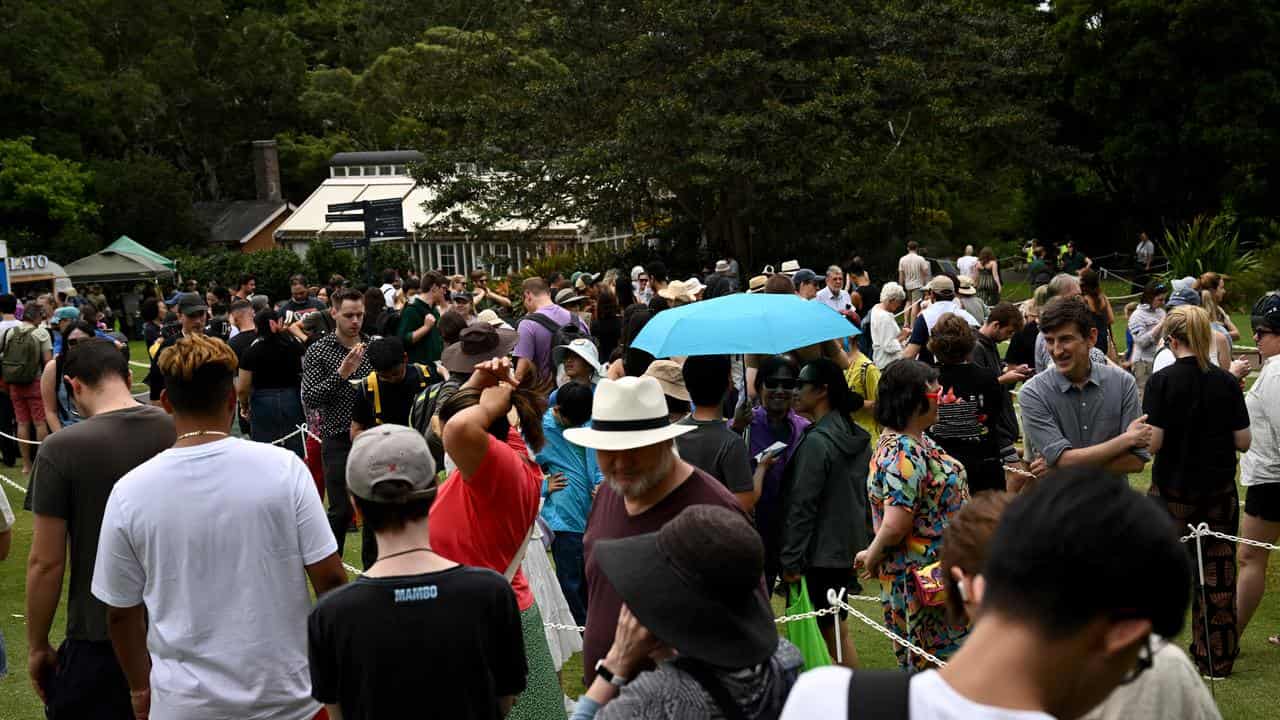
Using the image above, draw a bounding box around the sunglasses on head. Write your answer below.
[762,377,797,390]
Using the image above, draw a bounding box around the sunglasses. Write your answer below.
[762,377,797,390]
[1255,328,1276,339]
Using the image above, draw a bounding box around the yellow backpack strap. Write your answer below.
[367,373,383,424]
[414,364,431,389]
[149,337,165,359]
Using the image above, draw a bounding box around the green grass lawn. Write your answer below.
[0,340,1275,717]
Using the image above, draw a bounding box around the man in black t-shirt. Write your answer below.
[350,336,437,568]
[277,274,327,324]
[226,300,257,436]
[308,426,526,720]
[674,355,756,511]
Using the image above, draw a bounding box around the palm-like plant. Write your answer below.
[1160,214,1259,280]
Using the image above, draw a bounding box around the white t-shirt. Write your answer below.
[871,305,904,369]
[957,255,979,279]
[814,286,853,315]
[1242,357,1280,486]
[898,253,932,291]
[1152,346,1220,374]
[380,282,397,307]
[92,438,337,720]
[921,299,979,329]
[780,666,1054,720]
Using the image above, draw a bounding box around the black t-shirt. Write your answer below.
[908,315,934,366]
[277,297,327,324]
[931,363,1002,460]
[227,329,258,363]
[1144,357,1250,496]
[29,405,176,642]
[1005,320,1039,369]
[308,565,527,720]
[591,314,622,362]
[854,282,880,311]
[673,417,754,493]
[239,335,305,390]
[352,364,430,428]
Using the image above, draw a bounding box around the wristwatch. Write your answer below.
[595,659,630,688]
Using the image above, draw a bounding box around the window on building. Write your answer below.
[438,243,456,275]
[394,165,407,176]
[332,167,347,177]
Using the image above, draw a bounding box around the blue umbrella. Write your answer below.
[632,293,860,358]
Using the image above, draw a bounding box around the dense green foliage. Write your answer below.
[0,0,1277,286]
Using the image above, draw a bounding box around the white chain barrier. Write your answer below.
[827,589,951,668]
[0,423,321,449]
[1181,522,1280,552]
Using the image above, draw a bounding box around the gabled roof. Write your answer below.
[194,200,294,246]
[274,176,586,240]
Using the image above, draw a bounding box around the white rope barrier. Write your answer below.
[128,360,149,369]
[0,472,27,493]
[0,430,42,446]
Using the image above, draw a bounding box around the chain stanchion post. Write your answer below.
[298,424,310,460]
[833,586,845,665]
[1187,523,1218,693]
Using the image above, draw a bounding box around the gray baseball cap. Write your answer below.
[346,425,438,504]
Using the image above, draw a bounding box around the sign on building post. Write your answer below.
[327,199,408,283]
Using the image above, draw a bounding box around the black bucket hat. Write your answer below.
[594,505,777,669]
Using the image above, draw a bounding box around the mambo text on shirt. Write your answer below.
[394,585,439,603]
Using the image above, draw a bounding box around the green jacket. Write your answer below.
[398,298,442,365]
[780,411,872,573]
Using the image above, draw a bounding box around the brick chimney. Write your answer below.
[252,140,283,204]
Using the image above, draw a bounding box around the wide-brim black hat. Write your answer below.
[594,511,778,669]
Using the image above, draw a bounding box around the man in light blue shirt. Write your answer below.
[536,382,603,625]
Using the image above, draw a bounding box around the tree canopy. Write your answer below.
[0,0,1277,273]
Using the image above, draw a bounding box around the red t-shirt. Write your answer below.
[429,429,541,611]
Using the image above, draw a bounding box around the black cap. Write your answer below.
[1252,291,1280,333]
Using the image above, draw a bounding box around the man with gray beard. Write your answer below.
[569,376,756,688]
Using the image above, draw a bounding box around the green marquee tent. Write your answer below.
[104,236,176,271]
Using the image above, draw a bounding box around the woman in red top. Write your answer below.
[432,357,565,719]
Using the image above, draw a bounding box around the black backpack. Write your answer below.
[519,311,593,351]
[847,670,910,720]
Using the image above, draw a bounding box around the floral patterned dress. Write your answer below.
[868,430,971,670]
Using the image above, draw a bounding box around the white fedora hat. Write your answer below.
[564,377,695,451]
[779,259,801,276]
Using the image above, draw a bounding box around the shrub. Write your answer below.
[1160,214,1260,281]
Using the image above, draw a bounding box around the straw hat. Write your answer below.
[658,279,696,303]
[642,359,691,402]
[563,377,695,451]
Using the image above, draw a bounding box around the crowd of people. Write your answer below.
[2,244,1277,720]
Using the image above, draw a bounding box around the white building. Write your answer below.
[274,151,631,275]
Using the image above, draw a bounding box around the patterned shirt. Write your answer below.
[301,333,373,440]
[868,431,969,576]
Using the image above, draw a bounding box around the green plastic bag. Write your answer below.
[784,578,833,670]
